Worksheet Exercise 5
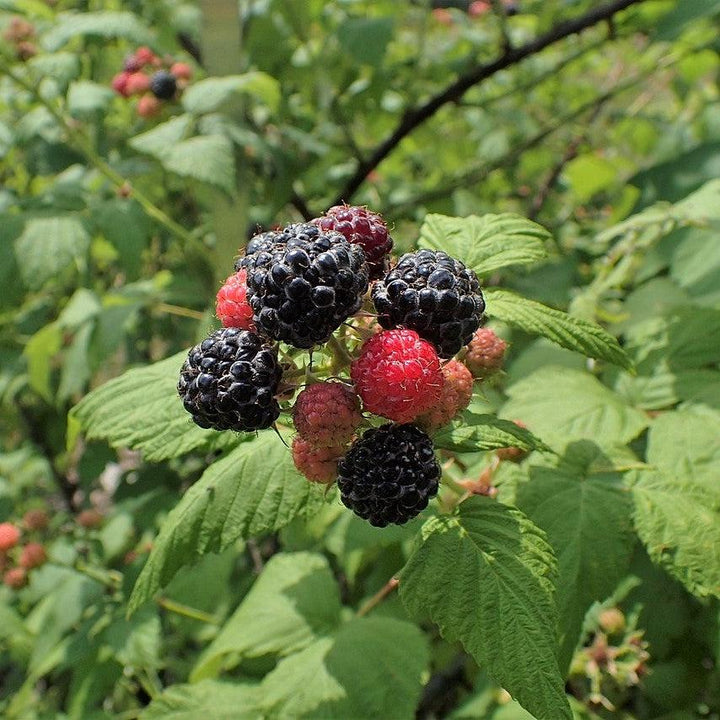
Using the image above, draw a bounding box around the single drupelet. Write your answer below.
[177,327,282,432]
[337,423,441,527]
[239,223,369,348]
[372,249,485,358]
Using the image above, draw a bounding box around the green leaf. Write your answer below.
[181,73,280,114]
[630,469,720,599]
[42,11,153,51]
[67,81,114,118]
[516,443,635,671]
[14,216,89,289]
[433,413,550,454]
[162,135,236,194]
[103,606,161,669]
[70,351,235,461]
[418,213,549,277]
[139,680,262,720]
[128,433,325,614]
[192,552,342,681]
[258,617,428,719]
[485,288,632,370]
[502,367,648,451]
[129,115,194,161]
[565,154,620,202]
[336,17,394,66]
[24,323,62,402]
[400,497,571,720]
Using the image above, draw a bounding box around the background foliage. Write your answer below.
[2,0,720,718]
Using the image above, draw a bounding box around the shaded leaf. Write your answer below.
[182,73,280,114]
[162,135,236,194]
[43,11,153,50]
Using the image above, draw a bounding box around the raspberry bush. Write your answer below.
[2,2,720,719]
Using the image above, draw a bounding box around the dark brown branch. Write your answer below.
[330,0,648,207]
[290,190,313,221]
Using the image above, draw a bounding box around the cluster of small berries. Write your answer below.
[432,0,519,25]
[179,205,511,527]
[2,16,37,61]
[111,47,193,119]
[0,513,49,590]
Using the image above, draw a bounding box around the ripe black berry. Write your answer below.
[372,249,485,358]
[337,424,441,527]
[150,70,177,100]
[239,223,369,348]
[178,327,282,432]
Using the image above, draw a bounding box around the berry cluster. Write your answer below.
[180,205,515,527]
[2,16,37,61]
[111,47,193,118]
[0,514,49,590]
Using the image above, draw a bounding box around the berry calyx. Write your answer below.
[372,249,485,358]
[150,70,177,100]
[312,205,393,279]
[291,437,344,484]
[239,223,369,348]
[337,424,441,527]
[464,327,507,378]
[216,269,256,331]
[178,327,283,432]
[293,381,362,448]
[0,523,21,551]
[418,359,473,430]
[351,329,444,423]
[19,542,47,570]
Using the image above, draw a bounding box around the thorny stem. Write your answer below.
[0,55,198,250]
[356,576,399,617]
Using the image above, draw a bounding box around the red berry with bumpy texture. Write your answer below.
[125,71,150,96]
[170,62,193,80]
[372,249,485,358]
[465,327,507,378]
[137,94,161,118]
[19,543,46,570]
[293,382,362,448]
[337,423,441,527]
[0,523,20,551]
[313,205,393,279]
[134,46,158,67]
[112,71,131,97]
[418,360,473,430]
[3,567,27,589]
[292,437,344,484]
[216,269,256,331]
[351,329,444,423]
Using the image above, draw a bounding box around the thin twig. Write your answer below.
[329,0,648,207]
[157,596,219,624]
[357,576,399,617]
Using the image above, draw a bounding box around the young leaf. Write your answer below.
[501,367,648,451]
[162,135,236,194]
[70,351,236,462]
[129,115,194,161]
[140,680,262,720]
[433,413,550,454]
[128,433,325,614]
[630,469,720,599]
[418,213,549,277]
[485,288,632,370]
[400,497,572,720]
[516,443,635,671]
[258,617,428,719]
[192,552,342,681]
[181,73,280,114]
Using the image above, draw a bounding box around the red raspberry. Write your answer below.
[312,205,393,279]
[468,1,491,16]
[170,62,193,80]
[3,567,27,590]
[19,543,47,570]
[112,71,131,97]
[418,359,473,430]
[464,327,507,378]
[351,329,444,423]
[23,509,49,531]
[216,269,256,331]
[134,46,159,67]
[0,523,21,551]
[496,420,529,462]
[77,509,103,529]
[291,437,344,484]
[125,71,151,96]
[293,382,362,448]
[137,94,161,119]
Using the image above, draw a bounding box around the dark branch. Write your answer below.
[330,0,648,208]
[290,190,313,221]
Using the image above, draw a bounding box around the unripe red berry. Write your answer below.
[19,542,47,570]
[0,523,21,551]
[418,360,473,430]
[112,71,131,97]
[170,62,193,80]
[134,46,159,67]
[293,382,362,448]
[291,437,344,484]
[3,567,27,589]
[598,608,626,636]
[137,94,161,119]
[125,71,151,96]
[464,327,507,379]
[77,509,103,529]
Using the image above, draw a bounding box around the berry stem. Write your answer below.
[327,334,353,372]
[155,302,206,321]
[356,576,399,617]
